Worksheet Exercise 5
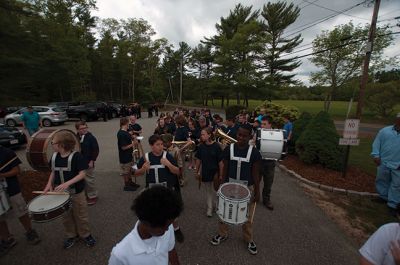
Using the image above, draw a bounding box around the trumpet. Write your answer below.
[172,140,196,152]
[215,128,237,145]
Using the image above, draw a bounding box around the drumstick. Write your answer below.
[0,156,18,172]
[250,202,257,224]
[32,191,69,195]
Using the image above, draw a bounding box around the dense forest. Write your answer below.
[0,0,398,109]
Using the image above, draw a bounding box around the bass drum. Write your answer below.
[256,129,286,160]
[26,129,80,171]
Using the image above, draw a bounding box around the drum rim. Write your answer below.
[217,182,251,201]
[28,194,71,213]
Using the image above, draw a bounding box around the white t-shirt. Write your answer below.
[360,223,400,265]
[109,221,175,265]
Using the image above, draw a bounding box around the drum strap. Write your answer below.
[51,151,77,185]
[145,151,167,184]
[229,144,252,182]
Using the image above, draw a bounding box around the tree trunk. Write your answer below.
[236,92,240,105]
[221,96,224,108]
[227,95,230,107]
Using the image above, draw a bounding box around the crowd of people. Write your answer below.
[1,105,400,264]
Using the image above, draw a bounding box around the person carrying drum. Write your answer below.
[259,116,276,210]
[0,146,40,255]
[75,121,99,206]
[195,127,223,217]
[210,124,262,255]
[117,117,137,191]
[108,186,182,265]
[43,130,96,249]
[134,134,185,243]
[128,115,142,137]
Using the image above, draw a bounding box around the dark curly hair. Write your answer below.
[131,186,183,227]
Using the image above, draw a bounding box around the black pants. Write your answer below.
[261,160,276,202]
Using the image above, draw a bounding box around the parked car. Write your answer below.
[108,102,122,117]
[4,106,68,127]
[0,123,27,148]
[48,102,76,112]
[0,107,6,118]
[66,103,101,121]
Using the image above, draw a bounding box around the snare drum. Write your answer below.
[256,129,286,160]
[0,188,10,216]
[27,194,71,222]
[216,182,251,225]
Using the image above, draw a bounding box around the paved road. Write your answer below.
[3,117,359,265]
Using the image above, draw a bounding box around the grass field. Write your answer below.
[186,99,399,124]
[348,137,375,175]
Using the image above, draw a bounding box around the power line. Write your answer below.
[283,1,366,38]
[287,31,400,60]
[302,0,370,21]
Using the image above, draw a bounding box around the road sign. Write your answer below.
[343,119,360,139]
[339,138,360,146]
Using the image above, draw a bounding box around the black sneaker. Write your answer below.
[210,234,227,246]
[63,237,76,249]
[248,241,257,255]
[129,181,140,188]
[174,228,184,243]
[83,235,96,247]
[26,229,41,245]
[123,185,137,191]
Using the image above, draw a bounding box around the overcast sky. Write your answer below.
[93,0,400,85]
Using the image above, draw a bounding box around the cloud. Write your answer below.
[92,0,400,85]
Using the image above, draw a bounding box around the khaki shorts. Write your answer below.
[120,162,133,176]
[0,193,28,221]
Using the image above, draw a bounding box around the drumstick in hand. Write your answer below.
[32,191,69,195]
[250,202,257,224]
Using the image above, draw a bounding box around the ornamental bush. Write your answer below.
[254,101,300,128]
[288,112,313,154]
[295,111,344,171]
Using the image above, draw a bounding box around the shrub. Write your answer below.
[254,101,300,128]
[288,112,313,154]
[296,111,344,171]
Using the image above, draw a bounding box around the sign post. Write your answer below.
[339,119,360,177]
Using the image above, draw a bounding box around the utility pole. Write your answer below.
[356,0,381,119]
[179,57,183,105]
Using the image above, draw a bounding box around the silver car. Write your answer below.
[4,106,68,127]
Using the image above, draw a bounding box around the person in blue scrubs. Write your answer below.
[21,106,42,136]
[371,113,400,215]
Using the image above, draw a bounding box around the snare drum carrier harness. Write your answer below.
[229,143,253,186]
[145,151,169,188]
[51,151,77,194]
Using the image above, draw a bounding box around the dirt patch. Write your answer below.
[301,184,370,245]
[281,155,375,193]
[18,170,50,202]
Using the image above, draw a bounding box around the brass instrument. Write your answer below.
[172,140,196,152]
[215,128,237,145]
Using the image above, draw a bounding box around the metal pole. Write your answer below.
[356,0,381,119]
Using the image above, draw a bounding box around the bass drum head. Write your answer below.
[26,129,80,171]
[28,194,70,213]
[219,182,250,200]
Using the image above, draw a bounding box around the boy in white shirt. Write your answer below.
[109,186,182,265]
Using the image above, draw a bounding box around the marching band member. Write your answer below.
[188,118,200,170]
[210,124,261,255]
[174,115,190,186]
[224,117,239,140]
[75,121,99,205]
[194,127,223,217]
[128,115,142,137]
[134,134,185,243]
[117,117,137,191]
[259,116,276,210]
[154,118,171,135]
[43,130,96,249]
[162,133,184,199]
[0,146,40,254]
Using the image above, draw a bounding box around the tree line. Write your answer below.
[0,0,398,112]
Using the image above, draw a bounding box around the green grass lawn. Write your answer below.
[185,99,399,124]
[348,137,375,176]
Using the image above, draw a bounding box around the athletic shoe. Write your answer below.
[248,241,258,255]
[63,237,76,249]
[263,200,274,211]
[129,182,140,188]
[87,197,98,205]
[210,234,227,246]
[83,235,96,247]
[174,228,185,243]
[0,238,16,257]
[26,229,41,245]
[123,185,137,191]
